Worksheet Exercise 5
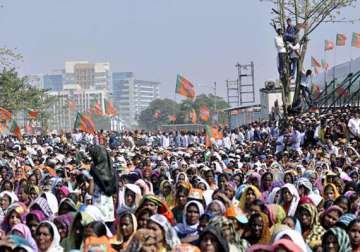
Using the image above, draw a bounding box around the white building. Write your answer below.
[112,72,160,127]
[64,61,111,91]
[27,74,44,89]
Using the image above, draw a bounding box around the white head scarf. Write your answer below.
[278,183,300,217]
[37,221,62,252]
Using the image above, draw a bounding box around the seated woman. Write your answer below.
[278,184,299,217]
[116,211,137,250]
[322,227,352,252]
[320,205,344,230]
[10,223,38,251]
[245,212,270,245]
[238,185,261,214]
[175,200,204,241]
[199,225,229,252]
[35,221,63,252]
[53,213,75,245]
[148,214,181,252]
[297,203,326,249]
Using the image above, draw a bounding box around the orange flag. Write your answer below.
[74,112,96,135]
[93,100,103,116]
[154,110,161,119]
[0,107,12,121]
[28,110,39,119]
[190,109,197,124]
[168,115,176,122]
[176,75,196,100]
[10,120,22,140]
[105,100,117,117]
[200,105,210,121]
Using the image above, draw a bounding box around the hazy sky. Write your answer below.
[1,0,359,102]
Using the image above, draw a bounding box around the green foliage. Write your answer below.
[0,68,56,126]
[137,94,229,130]
[0,48,22,69]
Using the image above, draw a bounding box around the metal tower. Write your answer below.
[226,61,255,107]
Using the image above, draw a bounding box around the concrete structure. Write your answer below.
[224,105,262,129]
[27,74,44,89]
[259,86,295,119]
[43,71,63,91]
[112,72,160,127]
[64,61,111,90]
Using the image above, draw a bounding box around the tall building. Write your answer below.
[27,74,44,89]
[43,71,63,91]
[64,61,111,90]
[112,72,160,126]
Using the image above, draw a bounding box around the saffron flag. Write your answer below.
[190,109,197,124]
[321,59,329,71]
[336,86,349,97]
[25,122,33,135]
[93,100,103,116]
[325,40,334,51]
[311,57,321,74]
[336,33,347,46]
[168,115,176,122]
[10,120,22,140]
[154,110,161,119]
[0,107,12,121]
[175,75,196,100]
[311,84,321,98]
[68,100,76,111]
[105,100,117,117]
[205,125,222,147]
[74,112,96,135]
[352,33,360,48]
[200,105,210,122]
[28,110,38,119]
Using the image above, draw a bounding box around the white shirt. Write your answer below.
[275,35,286,53]
[276,135,285,154]
[288,42,300,58]
[348,117,360,136]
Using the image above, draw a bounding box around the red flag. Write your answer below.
[200,105,210,122]
[10,120,22,140]
[93,100,103,116]
[105,100,117,117]
[154,110,160,119]
[0,107,12,121]
[325,40,334,51]
[168,115,176,122]
[28,110,38,119]
[190,109,197,124]
[175,75,196,100]
[311,57,321,74]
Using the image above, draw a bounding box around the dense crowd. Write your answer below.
[0,107,360,251]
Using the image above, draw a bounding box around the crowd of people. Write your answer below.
[0,107,360,251]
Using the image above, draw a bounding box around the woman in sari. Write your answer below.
[148,214,181,252]
[117,211,137,250]
[238,185,261,214]
[159,180,175,209]
[175,200,204,240]
[322,227,352,252]
[117,184,142,214]
[245,212,271,245]
[324,183,341,201]
[297,203,326,249]
[278,183,300,217]
[10,223,38,251]
[171,184,190,224]
[35,221,63,252]
[320,205,344,230]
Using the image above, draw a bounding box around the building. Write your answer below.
[27,74,44,89]
[47,89,109,131]
[43,71,64,91]
[64,61,111,90]
[112,72,160,127]
[224,105,262,129]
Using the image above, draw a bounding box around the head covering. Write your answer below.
[199,225,229,252]
[296,177,313,192]
[323,183,340,200]
[298,203,326,249]
[30,197,53,218]
[266,187,281,204]
[266,204,286,225]
[273,228,310,252]
[320,205,344,227]
[0,191,19,207]
[139,194,175,224]
[54,213,75,237]
[206,200,226,216]
[41,192,59,216]
[278,183,300,217]
[89,145,117,196]
[26,210,47,223]
[176,172,189,184]
[11,223,38,251]
[117,211,138,247]
[175,200,204,237]
[37,221,62,252]
[238,185,261,211]
[337,213,357,228]
[273,239,303,252]
[324,227,352,252]
[149,214,181,248]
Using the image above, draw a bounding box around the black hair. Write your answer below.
[334,196,350,212]
[36,222,54,239]
[347,218,360,232]
[87,221,107,237]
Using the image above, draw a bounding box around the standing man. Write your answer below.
[300,69,313,104]
[288,38,300,78]
[275,28,287,77]
[284,18,298,43]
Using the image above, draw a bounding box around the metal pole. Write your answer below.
[214,82,217,112]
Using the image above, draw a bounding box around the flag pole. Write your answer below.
[333,46,337,80]
[324,47,327,86]
[349,42,353,74]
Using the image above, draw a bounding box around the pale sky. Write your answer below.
[1,0,359,102]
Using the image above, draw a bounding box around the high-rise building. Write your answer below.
[43,72,64,91]
[64,61,111,90]
[112,72,160,126]
[27,74,44,89]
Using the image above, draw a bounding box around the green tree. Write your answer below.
[138,98,180,130]
[0,68,56,128]
[263,0,357,114]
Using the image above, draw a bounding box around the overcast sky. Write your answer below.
[1,0,359,102]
